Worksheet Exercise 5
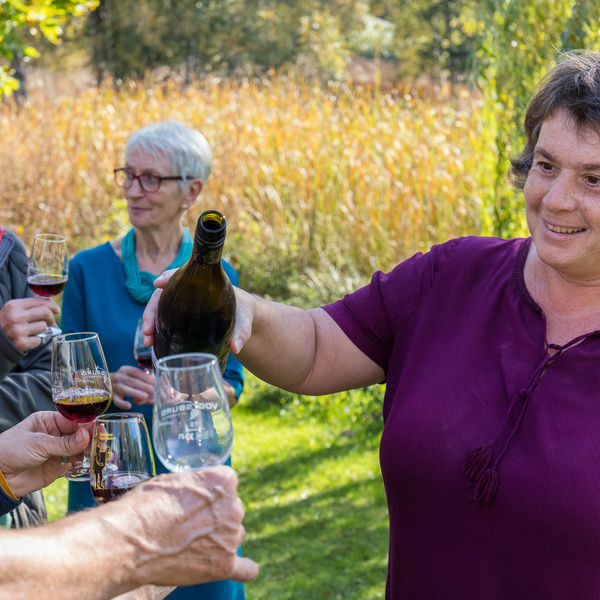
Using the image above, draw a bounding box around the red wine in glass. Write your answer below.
[27,233,68,342]
[51,332,113,480]
[27,274,68,298]
[92,471,152,504]
[90,413,155,504]
[136,351,154,372]
[133,319,153,374]
[53,389,111,423]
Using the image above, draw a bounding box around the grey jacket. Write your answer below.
[0,228,54,526]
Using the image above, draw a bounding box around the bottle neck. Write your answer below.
[191,210,227,266]
[191,241,224,265]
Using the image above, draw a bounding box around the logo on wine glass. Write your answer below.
[92,430,114,490]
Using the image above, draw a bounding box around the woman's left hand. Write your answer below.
[110,366,156,410]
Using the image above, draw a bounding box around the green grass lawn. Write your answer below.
[44,385,389,599]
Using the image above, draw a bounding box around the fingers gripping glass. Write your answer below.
[114,168,186,193]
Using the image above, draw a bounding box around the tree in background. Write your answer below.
[84,0,364,83]
[365,0,482,80]
[0,0,98,97]
[476,0,600,237]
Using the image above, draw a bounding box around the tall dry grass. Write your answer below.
[0,74,499,303]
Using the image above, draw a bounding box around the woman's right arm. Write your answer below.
[143,275,384,397]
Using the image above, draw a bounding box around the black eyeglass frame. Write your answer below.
[114,167,190,193]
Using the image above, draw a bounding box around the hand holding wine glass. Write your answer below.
[90,412,155,504]
[27,233,68,343]
[51,332,112,479]
[152,353,233,472]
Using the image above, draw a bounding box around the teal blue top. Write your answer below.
[60,241,245,600]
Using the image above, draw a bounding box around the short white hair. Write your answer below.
[125,120,212,185]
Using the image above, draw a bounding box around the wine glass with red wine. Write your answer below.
[27,233,68,343]
[51,332,112,479]
[152,353,233,472]
[90,413,155,504]
[133,319,153,374]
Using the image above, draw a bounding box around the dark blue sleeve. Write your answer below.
[221,260,244,399]
[0,488,21,517]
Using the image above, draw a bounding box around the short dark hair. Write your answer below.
[511,50,600,189]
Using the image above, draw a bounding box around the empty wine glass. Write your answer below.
[152,353,233,472]
[52,332,112,479]
[27,233,69,343]
[133,318,153,374]
[90,413,155,504]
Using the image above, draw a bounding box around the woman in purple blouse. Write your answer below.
[146,50,600,599]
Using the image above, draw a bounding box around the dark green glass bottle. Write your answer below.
[153,210,236,373]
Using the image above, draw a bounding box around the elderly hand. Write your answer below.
[110,366,155,410]
[103,466,259,587]
[141,269,256,357]
[0,297,61,352]
[0,412,91,497]
[111,585,176,600]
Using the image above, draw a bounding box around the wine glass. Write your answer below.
[90,413,155,504]
[27,233,68,343]
[51,332,112,479]
[152,353,233,472]
[133,318,153,374]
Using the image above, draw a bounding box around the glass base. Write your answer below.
[38,325,62,345]
[64,455,90,480]
[63,465,90,480]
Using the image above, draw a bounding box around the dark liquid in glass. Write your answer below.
[28,274,68,297]
[136,351,154,371]
[92,472,152,504]
[54,391,110,423]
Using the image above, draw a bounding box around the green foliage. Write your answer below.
[243,372,385,442]
[475,0,600,237]
[85,0,366,82]
[234,404,387,599]
[367,0,483,80]
[0,0,97,95]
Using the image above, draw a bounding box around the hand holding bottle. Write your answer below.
[142,272,255,357]
[152,210,236,373]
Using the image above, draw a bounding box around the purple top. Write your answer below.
[323,236,600,599]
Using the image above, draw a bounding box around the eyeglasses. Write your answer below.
[114,168,185,193]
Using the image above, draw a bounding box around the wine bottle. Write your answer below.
[153,210,236,373]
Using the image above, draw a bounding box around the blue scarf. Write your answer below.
[122,227,193,304]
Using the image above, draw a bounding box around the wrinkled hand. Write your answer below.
[141,269,256,357]
[111,584,175,600]
[0,297,60,351]
[110,366,155,410]
[110,466,259,587]
[0,412,91,497]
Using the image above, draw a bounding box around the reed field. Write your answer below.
[0,73,507,305]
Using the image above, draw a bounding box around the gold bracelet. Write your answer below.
[0,466,19,501]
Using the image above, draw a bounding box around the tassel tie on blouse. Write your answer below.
[461,343,575,507]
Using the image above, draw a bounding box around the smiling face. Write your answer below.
[124,146,197,232]
[524,108,600,283]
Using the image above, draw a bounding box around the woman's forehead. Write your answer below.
[125,145,174,170]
